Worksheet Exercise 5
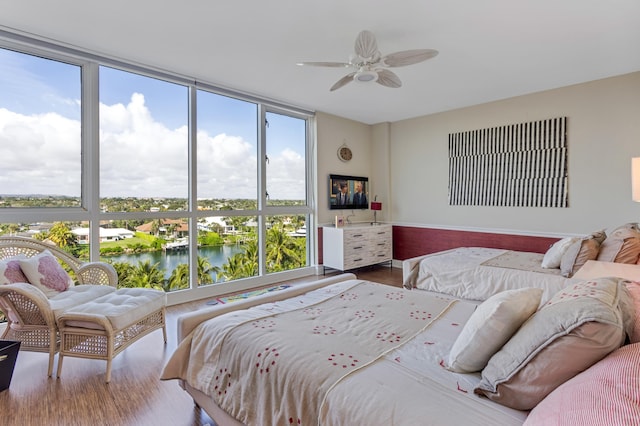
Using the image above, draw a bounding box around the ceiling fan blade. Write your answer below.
[330,73,356,91]
[297,61,351,68]
[382,49,439,67]
[375,69,402,88]
[354,30,378,59]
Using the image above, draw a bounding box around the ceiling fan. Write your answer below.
[297,30,438,91]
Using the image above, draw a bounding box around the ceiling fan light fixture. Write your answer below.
[354,70,378,83]
[298,30,438,91]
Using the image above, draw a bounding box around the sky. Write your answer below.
[0,48,306,200]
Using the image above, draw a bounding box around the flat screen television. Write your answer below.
[329,174,369,210]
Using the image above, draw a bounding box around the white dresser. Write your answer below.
[322,223,393,271]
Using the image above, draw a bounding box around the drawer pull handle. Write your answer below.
[353,234,363,237]
[354,258,363,262]
[353,246,364,250]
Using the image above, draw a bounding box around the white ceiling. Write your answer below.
[1,0,639,125]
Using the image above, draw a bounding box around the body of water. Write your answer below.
[103,244,246,278]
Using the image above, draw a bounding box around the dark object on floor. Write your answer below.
[0,340,20,391]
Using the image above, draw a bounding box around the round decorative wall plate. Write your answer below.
[337,144,352,162]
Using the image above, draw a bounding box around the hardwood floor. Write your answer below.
[0,266,402,426]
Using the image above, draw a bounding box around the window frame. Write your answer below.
[0,31,317,305]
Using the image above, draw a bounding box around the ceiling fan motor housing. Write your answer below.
[354,70,378,83]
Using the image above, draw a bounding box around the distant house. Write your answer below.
[200,217,235,235]
[71,227,135,244]
[136,219,188,239]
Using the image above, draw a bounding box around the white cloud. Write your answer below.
[0,94,306,200]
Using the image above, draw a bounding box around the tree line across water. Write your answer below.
[0,219,307,292]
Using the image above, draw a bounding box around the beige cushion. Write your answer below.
[49,284,116,317]
[560,231,606,277]
[475,277,632,410]
[541,237,577,269]
[63,288,166,331]
[19,250,74,297]
[597,223,640,264]
[446,288,542,373]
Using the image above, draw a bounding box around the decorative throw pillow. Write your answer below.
[541,237,578,269]
[597,223,640,264]
[0,255,29,284]
[18,250,73,298]
[560,231,606,277]
[474,277,632,410]
[524,342,640,425]
[446,288,542,373]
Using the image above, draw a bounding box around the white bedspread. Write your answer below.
[410,247,576,304]
[162,279,528,425]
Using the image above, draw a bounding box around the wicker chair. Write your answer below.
[0,236,118,377]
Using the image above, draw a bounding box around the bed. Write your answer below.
[401,247,577,303]
[162,263,640,425]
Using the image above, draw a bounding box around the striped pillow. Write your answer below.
[524,342,640,425]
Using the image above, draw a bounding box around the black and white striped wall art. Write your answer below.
[448,117,568,207]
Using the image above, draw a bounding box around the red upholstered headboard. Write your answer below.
[392,226,560,260]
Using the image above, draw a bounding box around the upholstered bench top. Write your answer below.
[61,288,166,331]
[49,285,116,317]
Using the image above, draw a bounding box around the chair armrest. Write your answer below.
[0,282,56,326]
[76,262,118,287]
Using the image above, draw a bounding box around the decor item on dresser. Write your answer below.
[370,195,382,225]
[329,174,369,210]
[322,222,392,271]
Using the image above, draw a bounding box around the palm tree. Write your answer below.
[265,226,302,272]
[125,260,165,290]
[47,222,78,248]
[214,248,257,282]
[166,256,216,290]
[167,263,189,291]
[150,219,162,237]
[197,256,216,285]
[110,261,134,288]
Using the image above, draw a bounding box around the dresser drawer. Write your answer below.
[322,224,393,271]
[343,228,370,241]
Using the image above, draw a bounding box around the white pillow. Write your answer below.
[541,237,578,269]
[446,287,542,373]
[19,250,74,298]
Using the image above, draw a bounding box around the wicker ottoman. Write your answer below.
[56,288,167,383]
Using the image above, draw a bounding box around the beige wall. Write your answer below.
[389,72,640,236]
[315,72,640,238]
[315,112,374,225]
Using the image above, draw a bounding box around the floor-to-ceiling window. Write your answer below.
[0,34,315,304]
